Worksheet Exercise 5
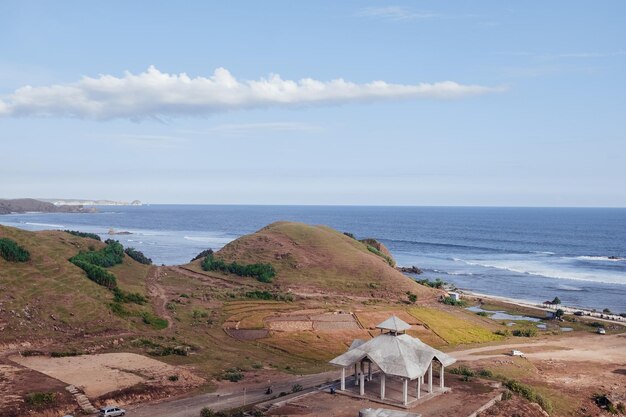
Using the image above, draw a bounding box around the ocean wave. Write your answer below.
[457,258,626,285]
[184,235,231,243]
[554,284,585,292]
[575,255,623,262]
[25,222,65,228]
[383,238,514,254]
[533,251,555,255]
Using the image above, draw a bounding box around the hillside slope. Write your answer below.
[0,225,151,344]
[206,221,438,300]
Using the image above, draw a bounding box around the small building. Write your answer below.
[448,292,461,301]
[329,316,456,407]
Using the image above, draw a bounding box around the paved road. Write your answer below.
[127,370,340,417]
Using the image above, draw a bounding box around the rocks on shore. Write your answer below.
[397,265,423,275]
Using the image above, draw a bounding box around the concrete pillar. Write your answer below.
[428,362,433,393]
[341,367,346,391]
[380,373,386,400]
[403,378,408,405]
[417,376,421,399]
[440,363,445,389]
[354,363,359,386]
[360,371,365,396]
[368,362,372,381]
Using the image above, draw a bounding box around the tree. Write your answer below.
[551,296,561,305]
[555,309,565,318]
[200,407,215,417]
[603,308,612,314]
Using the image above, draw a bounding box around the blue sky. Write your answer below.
[1,1,624,206]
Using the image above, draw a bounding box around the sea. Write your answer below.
[1,205,625,313]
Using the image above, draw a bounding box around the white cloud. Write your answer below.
[357,7,439,21]
[0,66,503,120]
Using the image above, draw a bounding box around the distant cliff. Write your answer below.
[0,198,97,214]
[39,198,142,206]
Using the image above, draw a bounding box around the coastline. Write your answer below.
[459,288,626,326]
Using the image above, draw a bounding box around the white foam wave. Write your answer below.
[575,256,623,262]
[534,251,555,255]
[184,235,231,243]
[457,258,626,285]
[25,222,65,228]
[555,284,584,291]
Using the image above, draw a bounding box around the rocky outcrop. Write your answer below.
[0,198,96,215]
[397,265,424,275]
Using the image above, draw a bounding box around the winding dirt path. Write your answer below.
[146,266,173,330]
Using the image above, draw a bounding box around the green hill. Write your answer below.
[0,225,152,343]
[191,221,438,300]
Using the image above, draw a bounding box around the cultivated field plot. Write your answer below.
[10,353,204,398]
[267,312,360,332]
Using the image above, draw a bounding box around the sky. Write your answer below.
[1,1,625,207]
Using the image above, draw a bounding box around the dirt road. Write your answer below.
[127,370,339,417]
[451,333,626,363]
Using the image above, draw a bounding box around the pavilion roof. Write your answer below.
[375,315,412,332]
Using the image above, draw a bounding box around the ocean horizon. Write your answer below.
[2,205,625,313]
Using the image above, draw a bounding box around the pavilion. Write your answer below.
[329,316,456,406]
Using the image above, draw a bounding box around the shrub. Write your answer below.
[168,375,179,381]
[476,311,490,317]
[222,368,244,382]
[50,350,81,358]
[365,244,395,266]
[141,312,168,330]
[505,380,552,414]
[494,329,509,336]
[512,328,536,337]
[449,366,475,377]
[202,253,276,283]
[291,384,303,393]
[0,238,30,262]
[502,390,513,400]
[191,248,214,262]
[416,278,446,289]
[124,247,152,265]
[71,259,117,289]
[406,292,417,304]
[252,362,263,369]
[64,230,101,241]
[113,287,147,304]
[441,296,467,307]
[24,392,56,407]
[200,407,215,417]
[109,302,131,317]
[479,369,493,378]
[71,239,124,268]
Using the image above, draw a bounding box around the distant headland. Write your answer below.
[0,198,141,215]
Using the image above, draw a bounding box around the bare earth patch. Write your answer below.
[10,353,204,398]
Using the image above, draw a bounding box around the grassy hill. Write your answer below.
[0,225,152,343]
[190,221,438,301]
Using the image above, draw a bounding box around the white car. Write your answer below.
[511,350,524,357]
[99,407,126,417]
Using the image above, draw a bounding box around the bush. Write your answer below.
[512,328,536,337]
[202,253,276,283]
[71,239,124,268]
[365,244,395,266]
[441,296,467,307]
[113,288,147,304]
[64,230,101,241]
[291,383,303,393]
[505,380,552,414]
[124,247,152,265]
[71,259,117,289]
[50,350,81,358]
[109,302,131,317]
[222,368,244,382]
[476,311,490,317]
[168,375,179,382]
[141,312,168,330]
[502,390,513,400]
[191,248,214,262]
[449,366,475,377]
[416,278,446,289]
[24,392,56,407]
[0,238,30,262]
[494,329,509,336]
[200,407,215,417]
[406,292,417,304]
